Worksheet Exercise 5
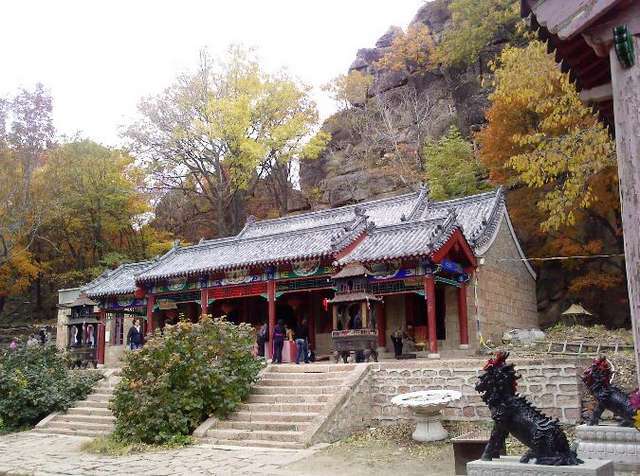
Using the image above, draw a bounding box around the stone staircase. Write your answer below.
[35,370,120,437]
[202,364,359,449]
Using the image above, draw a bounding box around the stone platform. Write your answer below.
[576,424,640,472]
[467,456,613,476]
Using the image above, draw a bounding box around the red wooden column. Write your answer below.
[457,283,469,349]
[424,274,439,357]
[377,301,386,348]
[97,310,106,365]
[200,288,208,318]
[308,293,316,350]
[146,294,155,334]
[267,280,276,359]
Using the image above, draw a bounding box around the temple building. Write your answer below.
[63,186,538,365]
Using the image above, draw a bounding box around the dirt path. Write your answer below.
[282,441,454,476]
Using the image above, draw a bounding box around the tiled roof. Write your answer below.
[417,188,505,251]
[239,190,423,239]
[136,221,356,282]
[135,187,507,283]
[83,261,153,298]
[336,214,459,266]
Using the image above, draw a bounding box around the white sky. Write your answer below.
[1,0,425,147]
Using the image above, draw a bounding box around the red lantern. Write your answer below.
[322,298,329,312]
[134,287,146,299]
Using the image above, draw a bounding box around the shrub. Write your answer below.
[111,317,263,444]
[0,345,102,430]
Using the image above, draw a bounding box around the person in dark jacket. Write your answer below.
[272,319,286,364]
[390,328,404,359]
[127,318,143,350]
[295,319,310,364]
[256,322,268,357]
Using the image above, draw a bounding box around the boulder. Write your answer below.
[502,328,546,346]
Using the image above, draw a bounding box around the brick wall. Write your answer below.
[474,216,539,345]
[368,359,581,424]
[311,358,582,443]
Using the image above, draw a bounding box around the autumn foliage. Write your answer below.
[477,41,625,322]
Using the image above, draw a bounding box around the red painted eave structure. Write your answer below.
[521,0,636,129]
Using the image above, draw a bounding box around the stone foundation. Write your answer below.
[467,456,613,476]
[311,358,583,443]
[576,424,640,472]
[368,358,581,424]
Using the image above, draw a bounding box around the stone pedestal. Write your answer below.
[412,410,448,442]
[576,424,640,472]
[467,456,613,476]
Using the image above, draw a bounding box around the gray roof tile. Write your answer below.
[83,261,153,298]
[336,215,459,265]
[135,188,505,283]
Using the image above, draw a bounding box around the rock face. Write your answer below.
[300,0,494,208]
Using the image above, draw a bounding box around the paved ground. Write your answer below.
[0,432,316,475]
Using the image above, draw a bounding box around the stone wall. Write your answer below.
[475,215,539,344]
[310,358,582,444]
[368,359,581,424]
[307,365,373,444]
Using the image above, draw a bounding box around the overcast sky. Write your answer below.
[1,0,425,146]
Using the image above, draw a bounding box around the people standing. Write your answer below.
[272,319,286,364]
[127,318,143,350]
[257,321,268,358]
[391,328,404,359]
[295,319,310,364]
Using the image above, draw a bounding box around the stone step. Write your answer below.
[85,394,112,402]
[236,402,324,414]
[206,428,304,443]
[259,378,345,387]
[217,420,310,432]
[45,420,114,431]
[76,400,110,409]
[246,394,330,404]
[260,372,346,382]
[66,407,113,417]
[36,426,112,437]
[233,411,317,423]
[57,414,115,425]
[204,438,305,450]
[252,385,337,395]
[266,364,356,374]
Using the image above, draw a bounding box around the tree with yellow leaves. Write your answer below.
[127,47,328,235]
[375,23,435,73]
[478,40,625,322]
[433,0,522,68]
[478,40,616,231]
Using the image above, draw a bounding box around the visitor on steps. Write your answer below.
[257,321,268,357]
[127,318,143,350]
[295,319,310,364]
[272,319,286,364]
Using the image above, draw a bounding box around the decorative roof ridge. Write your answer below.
[168,219,357,256]
[367,216,446,235]
[469,187,505,249]
[330,214,373,252]
[428,209,462,252]
[242,190,421,232]
[428,187,501,209]
[406,183,431,220]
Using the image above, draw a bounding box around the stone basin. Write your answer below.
[391,389,462,442]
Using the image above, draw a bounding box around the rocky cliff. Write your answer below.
[300,0,498,208]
